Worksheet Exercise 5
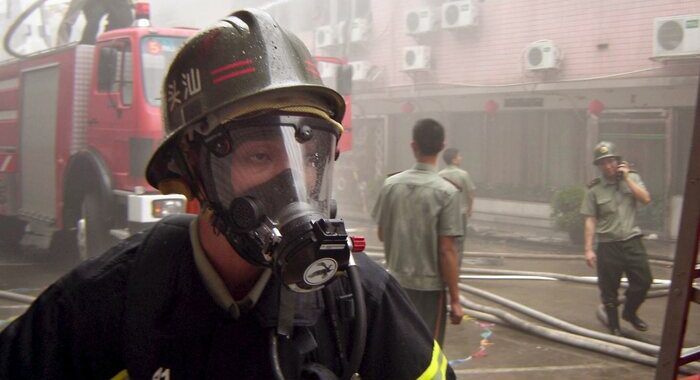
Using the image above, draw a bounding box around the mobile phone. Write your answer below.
[616,159,627,179]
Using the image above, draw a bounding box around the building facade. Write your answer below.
[237,0,700,238]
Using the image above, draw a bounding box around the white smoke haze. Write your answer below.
[0,0,234,58]
[0,3,699,378]
[148,0,233,29]
[1,1,698,237]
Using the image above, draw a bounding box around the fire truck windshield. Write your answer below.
[141,36,187,106]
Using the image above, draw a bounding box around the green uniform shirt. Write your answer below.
[580,172,646,242]
[372,163,463,291]
[439,165,476,215]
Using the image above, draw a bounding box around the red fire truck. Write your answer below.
[0,4,196,261]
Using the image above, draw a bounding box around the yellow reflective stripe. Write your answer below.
[439,350,448,378]
[110,369,129,380]
[417,340,448,380]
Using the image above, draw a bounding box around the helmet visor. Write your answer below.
[191,114,337,222]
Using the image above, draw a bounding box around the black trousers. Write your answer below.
[403,288,446,346]
[455,214,467,270]
[596,236,653,314]
[81,0,133,44]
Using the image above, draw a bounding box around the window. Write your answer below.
[141,36,187,106]
[96,39,133,106]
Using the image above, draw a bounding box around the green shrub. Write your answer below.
[550,186,586,244]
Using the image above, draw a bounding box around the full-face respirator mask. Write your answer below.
[181,113,350,292]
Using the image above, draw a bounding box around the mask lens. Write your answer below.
[195,115,337,222]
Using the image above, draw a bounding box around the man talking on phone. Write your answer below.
[580,141,653,336]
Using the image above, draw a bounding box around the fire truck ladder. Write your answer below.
[654,71,700,380]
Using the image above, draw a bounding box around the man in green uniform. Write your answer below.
[580,141,652,336]
[372,118,465,345]
[439,147,477,266]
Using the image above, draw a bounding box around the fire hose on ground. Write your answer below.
[2,254,695,373]
[458,293,700,375]
[458,249,674,266]
[459,267,670,290]
[0,290,35,304]
[458,282,684,356]
[367,246,695,371]
[0,290,35,331]
[366,247,674,267]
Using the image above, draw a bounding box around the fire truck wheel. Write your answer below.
[77,192,113,260]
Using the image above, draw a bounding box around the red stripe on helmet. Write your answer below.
[305,60,320,77]
[306,67,320,77]
[212,67,257,84]
[210,59,254,75]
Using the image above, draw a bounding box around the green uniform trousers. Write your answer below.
[596,236,652,313]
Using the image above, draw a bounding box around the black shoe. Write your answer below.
[609,327,623,336]
[622,313,648,331]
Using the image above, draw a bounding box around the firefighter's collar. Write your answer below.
[600,175,618,186]
[189,215,271,319]
[413,162,438,172]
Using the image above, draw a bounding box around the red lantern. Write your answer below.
[484,99,499,115]
[588,99,605,116]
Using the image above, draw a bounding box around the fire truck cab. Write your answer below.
[0,15,196,261]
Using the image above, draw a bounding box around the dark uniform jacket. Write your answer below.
[0,216,453,380]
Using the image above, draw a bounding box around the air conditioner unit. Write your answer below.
[350,18,371,43]
[402,46,431,71]
[525,40,561,71]
[405,8,435,35]
[315,25,335,48]
[442,0,478,29]
[349,61,373,81]
[336,21,346,45]
[652,15,700,59]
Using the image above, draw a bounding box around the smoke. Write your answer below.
[148,0,236,29]
[0,0,237,58]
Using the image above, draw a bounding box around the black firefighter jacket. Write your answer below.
[0,215,455,380]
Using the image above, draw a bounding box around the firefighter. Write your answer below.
[581,141,653,336]
[439,147,477,267]
[57,0,133,45]
[372,119,465,346]
[1,9,455,380]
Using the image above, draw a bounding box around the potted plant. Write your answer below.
[551,186,586,245]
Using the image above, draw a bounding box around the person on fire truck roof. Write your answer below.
[0,9,455,380]
[57,0,133,45]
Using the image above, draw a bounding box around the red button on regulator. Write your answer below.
[349,236,366,252]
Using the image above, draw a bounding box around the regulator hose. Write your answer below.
[342,254,367,380]
[269,330,285,380]
[267,254,367,380]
